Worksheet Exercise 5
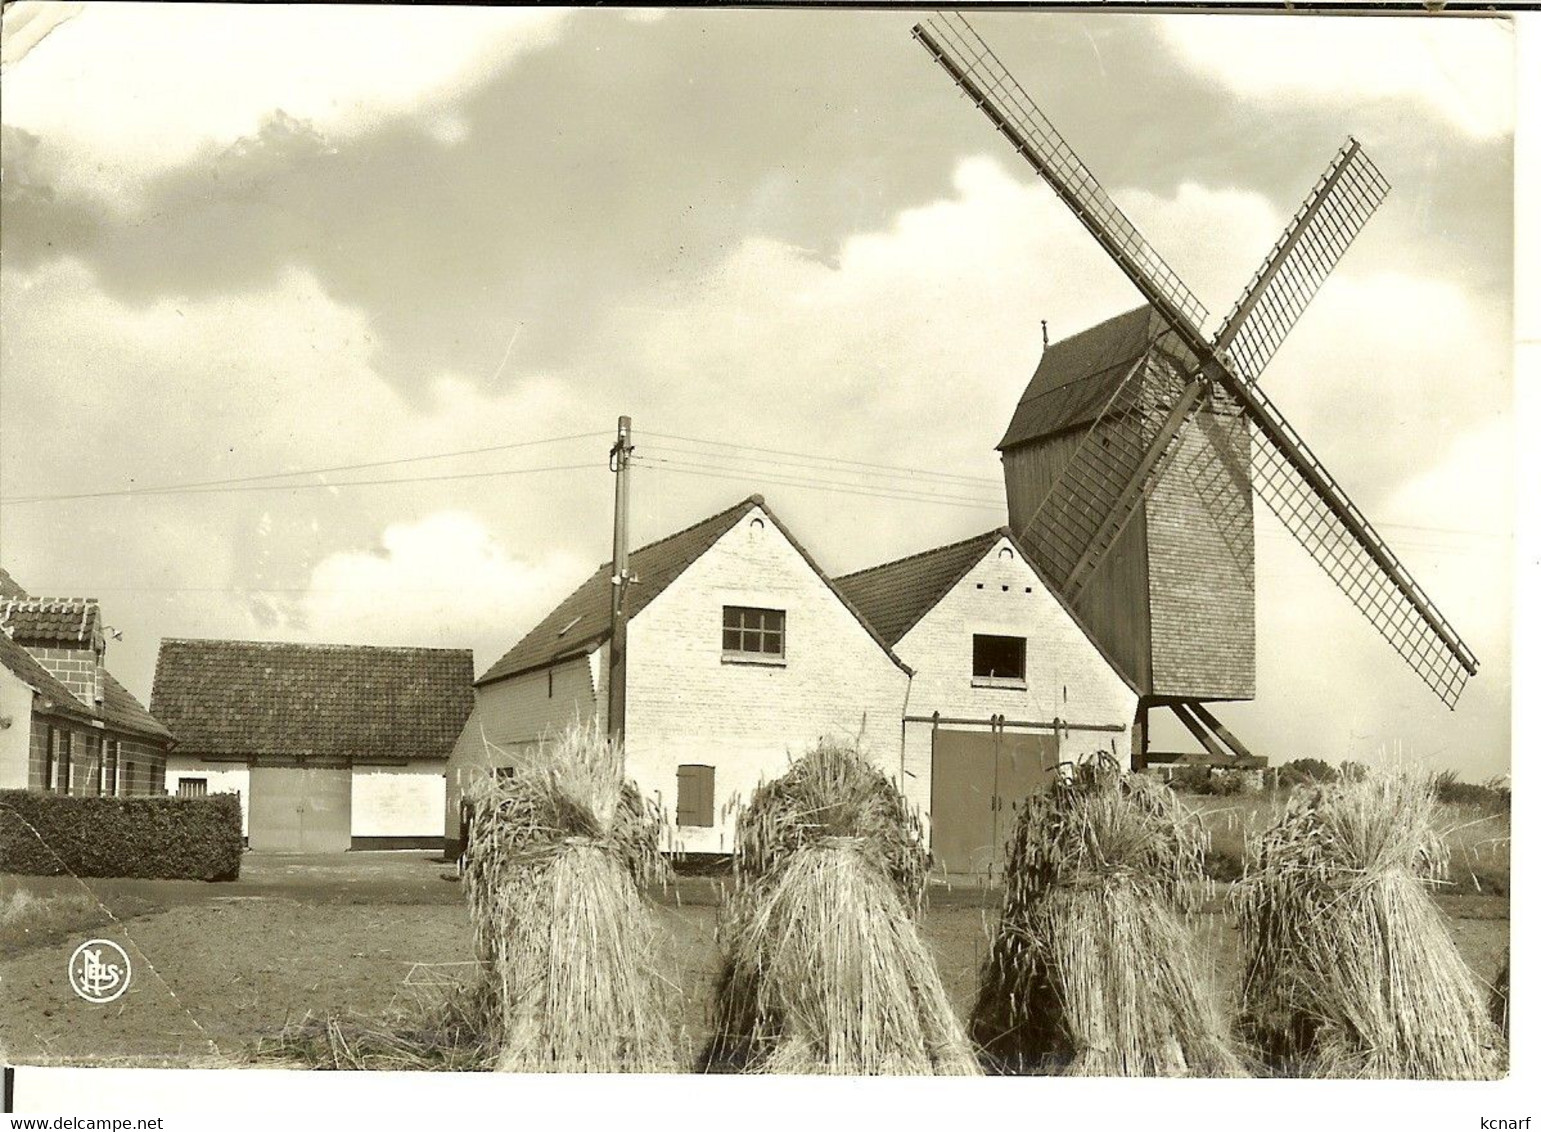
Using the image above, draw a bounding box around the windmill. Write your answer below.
[913,13,1478,768]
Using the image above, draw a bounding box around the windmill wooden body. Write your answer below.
[914,14,1478,766]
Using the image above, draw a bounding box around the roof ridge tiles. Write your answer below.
[833,528,1004,583]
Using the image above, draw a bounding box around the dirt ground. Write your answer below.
[0,851,1510,1069]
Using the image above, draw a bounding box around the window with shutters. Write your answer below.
[178,778,209,799]
[972,634,1028,687]
[675,764,716,827]
[722,606,785,663]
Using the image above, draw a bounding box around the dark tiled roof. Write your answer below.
[0,597,100,645]
[835,530,1005,646]
[0,630,95,722]
[478,495,912,686]
[478,498,761,685]
[102,671,174,742]
[152,639,474,762]
[998,305,1185,450]
[0,567,27,600]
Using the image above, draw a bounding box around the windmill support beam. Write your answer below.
[1062,377,1208,597]
[1170,701,1231,763]
[1187,701,1259,764]
[1166,701,1267,769]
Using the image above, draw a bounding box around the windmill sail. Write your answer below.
[917,11,1478,706]
[912,15,1210,335]
[1216,139,1390,384]
[1237,378,1478,706]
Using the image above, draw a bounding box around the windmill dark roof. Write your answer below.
[998,305,1181,451]
[478,495,911,686]
[835,530,1007,646]
[0,629,95,722]
[151,639,474,762]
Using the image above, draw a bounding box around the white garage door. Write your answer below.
[248,766,352,853]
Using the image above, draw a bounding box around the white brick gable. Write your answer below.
[892,534,1138,830]
[625,506,911,853]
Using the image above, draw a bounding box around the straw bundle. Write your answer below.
[1233,771,1503,1078]
[705,741,977,1074]
[462,721,676,1072]
[1491,952,1509,1038]
[735,740,928,910]
[971,753,1242,1077]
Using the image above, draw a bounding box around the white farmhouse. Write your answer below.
[449,501,1137,874]
[836,528,1138,875]
[448,496,913,856]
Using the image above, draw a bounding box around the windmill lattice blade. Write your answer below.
[1215,139,1389,384]
[914,13,1209,335]
[1242,382,1478,707]
[1020,338,1201,602]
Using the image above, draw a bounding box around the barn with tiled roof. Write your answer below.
[153,639,473,852]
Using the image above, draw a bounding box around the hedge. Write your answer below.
[0,790,243,881]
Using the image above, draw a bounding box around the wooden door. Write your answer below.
[991,733,1060,863]
[930,728,1060,876]
[930,730,997,875]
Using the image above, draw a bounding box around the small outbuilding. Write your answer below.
[152,639,473,852]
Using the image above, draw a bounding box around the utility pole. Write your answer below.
[608,415,633,742]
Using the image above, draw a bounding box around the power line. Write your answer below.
[634,429,1002,487]
[632,455,1006,513]
[639,440,1005,493]
[0,431,610,505]
[1,462,603,505]
[634,454,1000,506]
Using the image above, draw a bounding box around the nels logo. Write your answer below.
[69,939,133,1004]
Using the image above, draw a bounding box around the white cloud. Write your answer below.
[1156,14,1514,140]
[1,3,571,198]
[301,512,587,656]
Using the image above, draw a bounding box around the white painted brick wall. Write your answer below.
[444,651,604,838]
[166,757,251,834]
[625,507,911,853]
[352,761,446,838]
[0,669,32,790]
[890,535,1139,833]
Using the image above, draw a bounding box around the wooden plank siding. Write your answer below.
[1002,430,1153,694]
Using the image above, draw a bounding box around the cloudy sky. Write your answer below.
[0,4,1518,779]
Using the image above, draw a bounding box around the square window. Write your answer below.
[722,606,785,660]
[972,634,1027,682]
